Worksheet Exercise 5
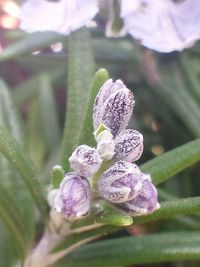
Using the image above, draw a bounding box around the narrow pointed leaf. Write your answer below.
[27,99,46,168]
[0,221,20,267]
[78,68,109,147]
[141,138,200,185]
[156,63,200,137]
[0,81,35,242]
[0,185,27,255]
[61,232,200,266]
[38,73,61,153]
[0,32,66,61]
[61,28,95,171]
[179,53,200,103]
[13,70,64,106]
[0,80,26,144]
[0,127,48,219]
[134,197,200,225]
[95,201,133,226]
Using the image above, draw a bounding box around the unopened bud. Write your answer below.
[114,129,143,162]
[93,79,134,137]
[54,173,91,219]
[116,174,160,216]
[98,160,142,203]
[69,145,102,178]
[96,130,115,160]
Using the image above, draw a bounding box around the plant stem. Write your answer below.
[45,235,102,266]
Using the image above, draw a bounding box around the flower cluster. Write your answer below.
[94,79,159,216]
[52,79,159,220]
[53,145,102,219]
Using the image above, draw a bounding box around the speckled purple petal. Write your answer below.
[98,160,142,203]
[93,79,127,130]
[54,172,91,219]
[93,79,135,137]
[114,129,143,162]
[116,176,159,216]
[100,88,134,137]
[69,145,102,178]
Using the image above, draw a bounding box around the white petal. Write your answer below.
[121,0,200,52]
[20,0,98,35]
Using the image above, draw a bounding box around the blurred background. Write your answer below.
[1,1,200,266]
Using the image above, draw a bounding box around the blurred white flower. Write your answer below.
[20,0,98,35]
[121,0,200,52]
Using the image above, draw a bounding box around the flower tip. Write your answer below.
[93,79,134,136]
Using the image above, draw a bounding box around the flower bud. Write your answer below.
[114,129,143,162]
[54,173,91,219]
[98,160,142,203]
[116,174,160,216]
[93,79,134,137]
[96,130,115,160]
[69,145,102,177]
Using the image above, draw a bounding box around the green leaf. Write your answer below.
[0,32,66,61]
[60,28,95,171]
[27,99,46,168]
[155,63,200,137]
[141,138,200,185]
[95,201,133,226]
[78,69,109,147]
[38,73,61,153]
[0,80,26,145]
[13,70,64,106]
[96,210,133,226]
[0,221,19,267]
[134,197,200,225]
[179,53,200,104]
[51,165,65,188]
[0,185,27,255]
[0,80,35,243]
[61,232,200,266]
[0,127,48,219]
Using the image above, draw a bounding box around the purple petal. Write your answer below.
[69,145,102,177]
[54,172,91,219]
[114,129,143,162]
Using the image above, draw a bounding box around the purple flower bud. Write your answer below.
[93,79,125,129]
[54,173,91,219]
[93,79,134,137]
[98,160,142,203]
[114,129,143,162]
[116,174,160,216]
[69,145,102,177]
